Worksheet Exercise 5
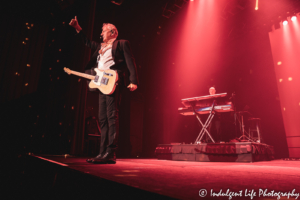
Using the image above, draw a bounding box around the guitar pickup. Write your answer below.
[101,77,109,85]
[94,75,99,82]
[104,72,113,76]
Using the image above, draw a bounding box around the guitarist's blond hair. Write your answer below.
[103,23,118,38]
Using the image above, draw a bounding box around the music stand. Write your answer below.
[236,111,254,142]
[248,118,261,143]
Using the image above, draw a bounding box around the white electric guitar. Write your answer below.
[64,67,118,95]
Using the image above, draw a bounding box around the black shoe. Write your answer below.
[92,152,116,164]
[86,154,103,163]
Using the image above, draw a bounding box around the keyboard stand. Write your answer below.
[194,100,216,144]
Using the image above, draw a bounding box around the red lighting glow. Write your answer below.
[34,156,68,166]
[269,15,300,158]
[291,16,297,22]
[173,0,223,98]
[283,20,288,26]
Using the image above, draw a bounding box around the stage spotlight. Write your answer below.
[255,0,258,10]
[283,20,288,25]
[291,16,297,21]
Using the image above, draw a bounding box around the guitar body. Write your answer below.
[88,68,118,95]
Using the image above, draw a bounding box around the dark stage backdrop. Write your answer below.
[0,0,165,157]
[1,0,97,156]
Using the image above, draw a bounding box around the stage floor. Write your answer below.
[30,155,300,200]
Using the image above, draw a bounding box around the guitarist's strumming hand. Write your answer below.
[127,83,137,92]
[69,16,82,33]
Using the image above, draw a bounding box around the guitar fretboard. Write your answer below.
[70,70,95,80]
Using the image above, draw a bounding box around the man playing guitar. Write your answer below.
[69,16,138,164]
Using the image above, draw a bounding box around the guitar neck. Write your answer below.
[70,70,95,80]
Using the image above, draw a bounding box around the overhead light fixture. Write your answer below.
[255,0,258,10]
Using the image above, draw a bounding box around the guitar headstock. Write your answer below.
[64,67,72,75]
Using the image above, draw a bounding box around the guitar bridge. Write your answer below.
[101,77,109,85]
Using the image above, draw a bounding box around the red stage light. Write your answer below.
[291,16,297,21]
[269,15,300,158]
[283,20,288,25]
[172,0,223,98]
[255,0,258,10]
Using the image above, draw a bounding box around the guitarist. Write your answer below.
[69,16,138,164]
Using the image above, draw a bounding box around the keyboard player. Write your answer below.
[178,88,235,143]
[209,87,216,96]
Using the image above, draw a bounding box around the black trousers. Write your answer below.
[98,83,123,155]
[207,118,221,142]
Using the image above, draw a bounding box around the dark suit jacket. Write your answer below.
[77,31,138,85]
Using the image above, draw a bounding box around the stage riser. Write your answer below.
[155,143,274,162]
[157,153,273,162]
